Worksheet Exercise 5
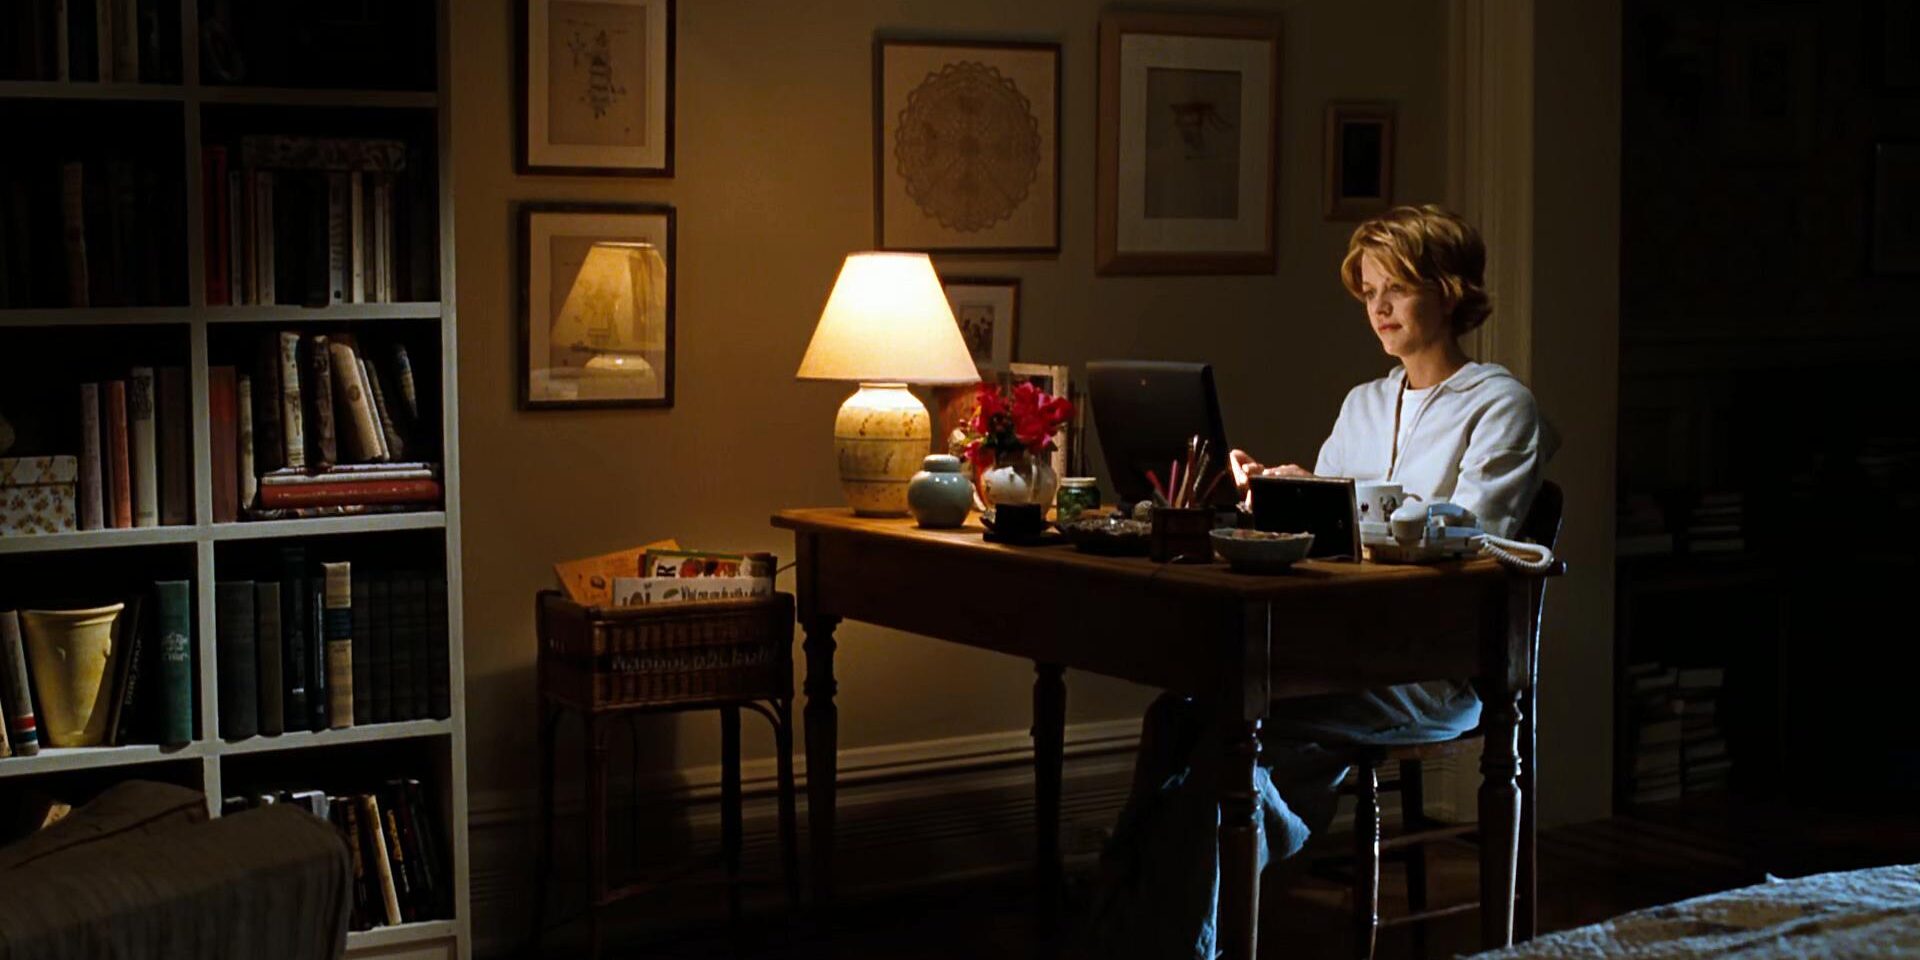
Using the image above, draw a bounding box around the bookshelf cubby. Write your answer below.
[0,2,467,957]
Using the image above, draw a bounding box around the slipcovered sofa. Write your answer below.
[0,780,351,960]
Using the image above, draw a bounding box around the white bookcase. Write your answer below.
[0,3,468,958]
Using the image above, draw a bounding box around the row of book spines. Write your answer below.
[0,0,174,84]
[212,569,449,740]
[0,582,194,757]
[203,155,408,308]
[0,157,175,310]
[228,779,447,930]
[233,331,425,478]
[77,368,191,530]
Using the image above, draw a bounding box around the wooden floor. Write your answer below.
[565,793,1920,959]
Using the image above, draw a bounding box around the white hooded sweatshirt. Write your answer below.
[1313,361,1555,538]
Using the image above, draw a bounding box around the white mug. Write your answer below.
[1355,482,1407,524]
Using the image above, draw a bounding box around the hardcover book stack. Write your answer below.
[202,135,422,307]
[214,555,451,741]
[1625,662,1683,805]
[223,778,449,932]
[1676,666,1731,795]
[1683,492,1744,555]
[217,331,441,521]
[0,152,180,309]
[0,0,182,83]
[14,366,200,534]
[0,584,197,757]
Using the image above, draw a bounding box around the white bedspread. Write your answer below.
[1472,863,1920,959]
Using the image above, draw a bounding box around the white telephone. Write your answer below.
[1380,499,1556,573]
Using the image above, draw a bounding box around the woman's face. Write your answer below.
[1358,254,1452,359]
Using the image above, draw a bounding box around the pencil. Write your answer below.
[1145,469,1170,506]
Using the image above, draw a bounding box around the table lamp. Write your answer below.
[797,252,979,516]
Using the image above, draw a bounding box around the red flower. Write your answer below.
[960,379,1075,468]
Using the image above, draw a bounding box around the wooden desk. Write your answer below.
[773,508,1548,959]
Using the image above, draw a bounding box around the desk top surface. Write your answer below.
[772,507,1506,599]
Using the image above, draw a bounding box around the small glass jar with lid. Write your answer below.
[1055,477,1101,523]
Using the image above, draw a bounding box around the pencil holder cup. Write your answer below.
[1149,507,1213,563]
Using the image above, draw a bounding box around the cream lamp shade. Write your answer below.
[797,252,980,517]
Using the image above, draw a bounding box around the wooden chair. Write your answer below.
[1337,481,1563,959]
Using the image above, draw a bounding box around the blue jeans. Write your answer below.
[1088,681,1482,960]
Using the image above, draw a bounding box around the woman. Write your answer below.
[1089,205,1553,959]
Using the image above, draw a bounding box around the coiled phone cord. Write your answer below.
[1474,535,1556,574]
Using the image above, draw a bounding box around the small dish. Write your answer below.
[1058,516,1152,556]
[1210,528,1314,573]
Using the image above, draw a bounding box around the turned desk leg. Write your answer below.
[586,714,609,960]
[529,700,560,953]
[1476,682,1522,950]
[803,616,841,909]
[1032,662,1066,931]
[1218,716,1263,960]
[1517,681,1539,941]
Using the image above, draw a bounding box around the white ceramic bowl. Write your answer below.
[1210,528,1314,573]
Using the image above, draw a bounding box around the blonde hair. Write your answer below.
[1338,204,1492,336]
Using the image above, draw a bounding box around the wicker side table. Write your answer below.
[530,589,799,959]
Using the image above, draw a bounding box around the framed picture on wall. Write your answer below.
[1096,12,1281,275]
[875,39,1061,253]
[1324,102,1395,220]
[941,277,1020,370]
[517,0,675,176]
[517,201,676,409]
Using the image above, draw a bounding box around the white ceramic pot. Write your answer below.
[981,452,1058,509]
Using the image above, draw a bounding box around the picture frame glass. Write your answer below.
[940,280,1018,369]
[525,209,673,406]
[1114,33,1274,257]
[525,0,671,173]
[878,42,1059,251]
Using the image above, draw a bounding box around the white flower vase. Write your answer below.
[981,452,1058,510]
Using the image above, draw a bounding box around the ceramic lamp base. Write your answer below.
[834,383,930,517]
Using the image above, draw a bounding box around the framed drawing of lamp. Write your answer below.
[518,201,675,409]
[518,0,675,176]
[1096,12,1281,275]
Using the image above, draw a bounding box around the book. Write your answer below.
[79,382,104,530]
[155,579,193,746]
[243,505,417,521]
[373,175,393,303]
[612,576,773,606]
[258,477,442,509]
[208,366,239,523]
[277,332,306,469]
[102,593,143,744]
[392,573,418,721]
[329,337,383,463]
[254,170,274,303]
[280,546,309,731]
[105,379,131,528]
[61,160,87,306]
[554,540,679,606]
[400,779,444,917]
[204,145,230,305]
[369,575,391,723]
[241,135,408,173]
[362,793,404,926]
[382,782,429,920]
[261,465,437,485]
[255,581,283,736]
[307,333,336,470]
[128,367,158,526]
[237,375,257,510]
[362,357,399,460]
[350,172,366,303]
[427,575,448,720]
[309,578,327,731]
[215,581,257,740]
[338,798,374,930]
[390,341,417,421]
[157,366,189,524]
[111,594,149,745]
[327,172,348,304]
[352,574,371,725]
[0,611,39,755]
[378,788,417,921]
[322,561,353,729]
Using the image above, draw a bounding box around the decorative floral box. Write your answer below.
[0,456,79,536]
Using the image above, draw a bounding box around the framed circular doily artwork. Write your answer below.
[875,39,1060,253]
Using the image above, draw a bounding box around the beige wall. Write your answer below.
[1530,0,1621,823]
[453,0,1451,810]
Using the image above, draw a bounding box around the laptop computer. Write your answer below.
[1249,475,1361,560]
